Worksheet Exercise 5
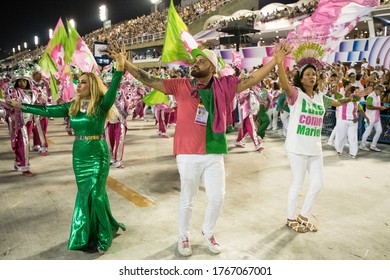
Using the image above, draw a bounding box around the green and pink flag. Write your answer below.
[161,0,199,65]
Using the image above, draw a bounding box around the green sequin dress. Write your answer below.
[22,71,126,252]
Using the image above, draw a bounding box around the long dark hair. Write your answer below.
[293,64,318,93]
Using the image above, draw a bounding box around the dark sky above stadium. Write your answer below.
[0,0,296,59]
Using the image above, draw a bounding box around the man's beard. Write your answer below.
[191,67,209,78]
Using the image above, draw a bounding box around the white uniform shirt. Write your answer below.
[285,87,333,156]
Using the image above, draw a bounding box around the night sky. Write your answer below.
[0,0,297,59]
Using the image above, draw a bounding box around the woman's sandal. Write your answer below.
[286,219,307,233]
[297,215,318,232]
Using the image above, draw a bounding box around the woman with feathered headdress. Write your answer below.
[274,41,372,233]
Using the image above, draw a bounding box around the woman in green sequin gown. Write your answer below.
[16,52,126,253]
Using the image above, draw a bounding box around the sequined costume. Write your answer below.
[105,87,132,168]
[21,71,125,252]
[5,84,35,172]
[31,74,52,154]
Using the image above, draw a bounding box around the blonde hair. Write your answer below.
[69,72,118,120]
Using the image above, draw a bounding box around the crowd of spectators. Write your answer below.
[1,0,389,67]
[83,0,234,51]
[204,0,318,30]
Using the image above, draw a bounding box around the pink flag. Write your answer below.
[67,20,100,74]
[72,37,101,74]
[231,51,242,70]
[58,65,74,102]
[287,0,380,59]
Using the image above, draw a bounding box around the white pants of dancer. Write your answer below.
[176,154,225,238]
[286,152,323,220]
[335,119,358,156]
[267,107,278,130]
[328,119,338,144]
[360,120,383,148]
[280,111,289,137]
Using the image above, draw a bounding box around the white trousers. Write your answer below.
[176,154,225,238]
[360,120,383,148]
[286,152,323,219]
[328,119,339,144]
[267,107,279,130]
[335,119,358,156]
[280,111,289,137]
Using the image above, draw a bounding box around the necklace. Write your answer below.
[80,100,90,113]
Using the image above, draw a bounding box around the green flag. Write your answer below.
[49,72,59,102]
[38,52,58,74]
[161,0,198,63]
[142,89,168,106]
[64,19,79,61]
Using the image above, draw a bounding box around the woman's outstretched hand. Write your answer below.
[274,41,292,65]
[107,42,126,71]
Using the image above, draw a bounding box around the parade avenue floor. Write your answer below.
[0,114,389,263]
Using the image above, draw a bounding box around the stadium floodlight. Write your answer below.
[151,0,162,13]
[69,19,76,29]
[99,5,107,22]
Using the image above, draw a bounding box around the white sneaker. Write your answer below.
[178,236,192,257]
[255,143,264,152]
[349,154,356,159]
[370,146,382,152]
[32,145,40,152]
[359,146,370,151]
[202,232,222,254]
[327,141,334,146]
[234,141,245,148]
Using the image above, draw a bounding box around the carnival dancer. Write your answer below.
[167,94,178,127]
[5,46,127,253]
[334,86,370,158]
[0,71,11,125]
[275,41,371,233]
[121,46,281,256]
[130,80,146,120]
[327,80,347,146]
[31,66,52,155]
[267,81,282,131]
[255,84,271,140]
[234,87,263,151]
[103,65,133,169]
[275,90,290,137]
[142,85,155,121]
[5,65,36,176]
[359,84,389,152]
